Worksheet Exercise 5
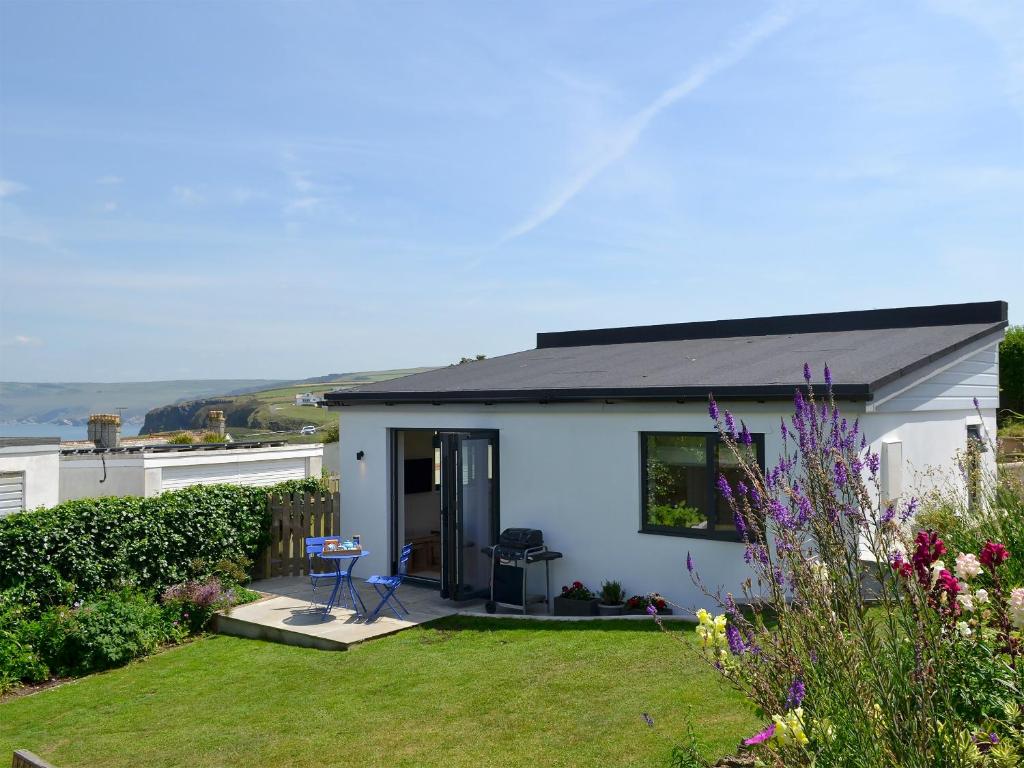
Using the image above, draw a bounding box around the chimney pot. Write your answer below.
[87,413,121,449]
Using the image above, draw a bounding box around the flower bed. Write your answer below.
[667,366,1024,767]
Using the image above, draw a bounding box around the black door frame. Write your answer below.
[390,428,500,599]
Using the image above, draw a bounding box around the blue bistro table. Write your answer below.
[317,550,370,618]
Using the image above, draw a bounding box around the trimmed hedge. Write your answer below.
[0,478,327,614]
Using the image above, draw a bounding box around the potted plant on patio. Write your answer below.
[597,580,625,616]
[623,593,672,616]
[553,580,599,616]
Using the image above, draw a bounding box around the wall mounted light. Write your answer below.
[356,450,365,461]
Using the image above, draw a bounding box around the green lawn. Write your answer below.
[0,617,755,768]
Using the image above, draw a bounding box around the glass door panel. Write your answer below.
[437,431,498,600]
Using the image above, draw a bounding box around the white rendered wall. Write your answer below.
[60,458,147,500]
[60,444,324,501]
[340,402,794,611]
[338,393,996,612]
[0,444,60,511]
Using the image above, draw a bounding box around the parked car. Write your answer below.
[299,425,318,435]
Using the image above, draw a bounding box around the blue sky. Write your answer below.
[1,0,1021,382]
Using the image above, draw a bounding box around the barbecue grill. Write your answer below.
[482,528,562,614]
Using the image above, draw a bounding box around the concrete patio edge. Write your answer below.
[213,612,351,651]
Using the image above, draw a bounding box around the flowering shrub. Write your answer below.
[626,593,669,613]
[675,365,1024,767]
[560,581,594,600]
[161,576,252,633]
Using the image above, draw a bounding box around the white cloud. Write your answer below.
[284,196,323,214]
[0,335,44,348]
[96,175,124,185]
[928,1,1024,118]
[0,179,26,198]
[172,185,203,204]
[501,1,800,243]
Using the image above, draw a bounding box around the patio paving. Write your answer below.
[214,576,466,650]
[216,576,679,651]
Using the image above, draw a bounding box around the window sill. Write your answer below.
[637,527,744,543]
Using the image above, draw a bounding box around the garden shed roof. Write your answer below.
[324,301,1008,405]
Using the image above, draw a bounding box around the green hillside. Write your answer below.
[0,379,281,426]
[139,368,434,441]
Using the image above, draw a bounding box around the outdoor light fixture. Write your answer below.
[356,450,365,461]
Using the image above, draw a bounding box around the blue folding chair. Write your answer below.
[305,536,344,612]
[366,543,413,621]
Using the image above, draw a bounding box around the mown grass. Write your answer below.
[0,617,755,768]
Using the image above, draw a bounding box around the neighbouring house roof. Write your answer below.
[59,439,292,456]
[0,437,62,448]
[324,300,1008,406]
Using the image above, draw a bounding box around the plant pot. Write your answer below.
[624,606,673,616]
[597,603,624,616]
[553,596,599,616]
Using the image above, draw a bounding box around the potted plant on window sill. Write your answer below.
[623,593,672,616]
[553,581,599,616]
[597,580,626,616]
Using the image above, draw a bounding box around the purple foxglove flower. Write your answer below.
[734,509,747,538]
[803,362,811,383]
[716,474,733,500]
[686,552,694,573]
[881,503,895,524]
[646,604,657,616]
[785,677,806,708]
[726,623,748,655]
[900,497,919,522]
[973,396,980,410]
[740,422,752,445]
[708,397,719,422]
[796,494,813,525]
[867,452,880,476]
[724,410,736,438]
[834,461,847,487]
[824,364,832,387]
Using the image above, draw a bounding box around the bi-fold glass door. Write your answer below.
[393,429,498,601]
[437,431,499,600]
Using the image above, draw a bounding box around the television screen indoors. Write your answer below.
[404,457,434,494]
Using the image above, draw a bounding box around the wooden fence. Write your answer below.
[254,490,340,579]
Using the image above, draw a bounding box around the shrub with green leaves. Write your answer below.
[999,326,1023,421]
[30,588,170,676]
[0,478,327,615]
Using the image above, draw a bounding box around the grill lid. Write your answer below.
[497,528,543,550]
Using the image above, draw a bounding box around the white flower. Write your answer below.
[1009,588,1024,630]
[957,592,975,612]
[955,553,982,580]
[956,621,972,638]
[975,589,990,605]
[930,561,947,586]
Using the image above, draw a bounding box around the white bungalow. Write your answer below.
[324,301,1006,610]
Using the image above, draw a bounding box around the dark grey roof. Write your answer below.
[324,301,1008,405]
